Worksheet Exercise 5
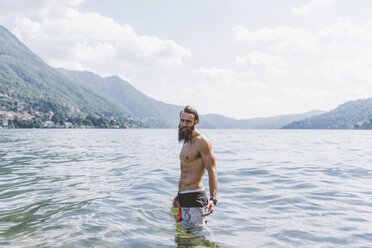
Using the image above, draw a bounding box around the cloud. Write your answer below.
[162,67,269,118]
[291,0,336,15]
[192,67,236,79]
[0,0,84,24]
[232,25,317,52]
[232,17,372,115]
[191,67,243,92]
[192,67,268,90]
[319,59,372,83]
[233,18,372,55]
[5,0,191,73]
[237,52,287,67]
[237,52,289,75]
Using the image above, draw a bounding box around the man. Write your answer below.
[174,105,218,228]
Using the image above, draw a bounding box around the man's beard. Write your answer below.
[178,125,195,143]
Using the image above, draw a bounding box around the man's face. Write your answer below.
[178,112,197,143]
[179,112,195,128]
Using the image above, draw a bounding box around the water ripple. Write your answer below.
[1,129,372,247]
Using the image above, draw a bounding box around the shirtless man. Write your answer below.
[174,105,218,227]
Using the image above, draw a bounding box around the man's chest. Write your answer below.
[180,143,201,162]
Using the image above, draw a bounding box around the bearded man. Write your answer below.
[174,105,218,228]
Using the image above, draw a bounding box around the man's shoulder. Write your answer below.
[194,133,212,150]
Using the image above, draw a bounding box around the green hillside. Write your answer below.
[283,98,372,129]
[0,25,145,128]
[355,118,372,129]
[58,69,190,128]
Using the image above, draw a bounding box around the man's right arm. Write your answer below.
[200,138,217,216]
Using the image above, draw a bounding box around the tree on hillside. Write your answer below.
[51,112,65,126]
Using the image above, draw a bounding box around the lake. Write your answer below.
[1,129,372,247]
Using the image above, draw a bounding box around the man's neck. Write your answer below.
[191,130,199,140]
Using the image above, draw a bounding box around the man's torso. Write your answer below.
[179,134,206,192]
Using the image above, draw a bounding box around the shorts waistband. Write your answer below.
[179,189,205,194]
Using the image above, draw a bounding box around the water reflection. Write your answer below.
[172,206,219,248]
[174,222,219,248]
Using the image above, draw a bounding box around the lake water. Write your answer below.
[1,129,372,247]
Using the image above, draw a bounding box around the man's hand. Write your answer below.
[172,195,179,207]
[202,200,215,216]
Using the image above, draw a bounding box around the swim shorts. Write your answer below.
[177,189,208,227]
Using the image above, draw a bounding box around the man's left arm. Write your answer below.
[200,139,217,216]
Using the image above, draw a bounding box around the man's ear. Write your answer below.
[195,119,199,125]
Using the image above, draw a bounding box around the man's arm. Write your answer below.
[200,138,217,216]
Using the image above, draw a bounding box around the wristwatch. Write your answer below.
[210,197,217,205]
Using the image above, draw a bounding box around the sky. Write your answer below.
[1,0,372,119]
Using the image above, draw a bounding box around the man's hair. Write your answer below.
[180,105,199,121]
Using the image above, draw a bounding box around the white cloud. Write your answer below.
[233,18,372,51]
[237,52,288,67]
[192,67,236,79]
[291,0,336,15]
[319,59,372,83]
[232,17,372,116]
[267,67,289,75]
[192,67,268,90]
[0,0,47,19]
[7,0,191,73]
[233,18,372,67]
[0,0,84,24]
[233,25,317,52]
[162,74,269,119]
[192,67,243,92]
[237,52,289,75]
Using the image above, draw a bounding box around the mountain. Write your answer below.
[58,69,217,128]
[355,118,372,129]
[59,69,323,129]
[283,98,372,129]
[0,25,144,127]
[200,110,325,129]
